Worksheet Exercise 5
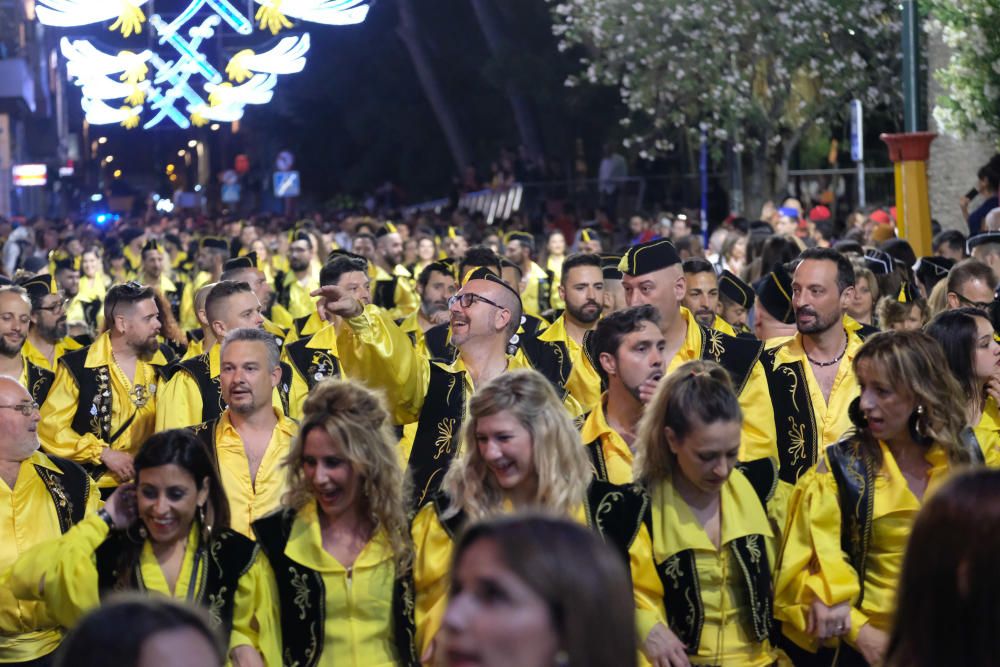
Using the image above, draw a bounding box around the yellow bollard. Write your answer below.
[880,132,937,257]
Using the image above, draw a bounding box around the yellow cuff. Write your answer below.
[635,610,663,647]
[847,608,868,644]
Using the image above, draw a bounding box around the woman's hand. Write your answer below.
[806,598,852,640]
[644,622,690,667]
[230,645,266,667]
[103,482,137,529]
[855,623,889,666]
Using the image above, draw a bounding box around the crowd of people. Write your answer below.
[0,190,999,667]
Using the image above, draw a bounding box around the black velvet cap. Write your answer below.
[618,239,681,276]
[966,231,1000,254]
[375,222,398,238]
[223,251,261,272]
[200,236,230,251]
[463,266,521,304]
[719,270,755,309]
[601,254,623,280]
[19,273,56,300]
[863,248,894,275]
[913,256,953,291]
[754,264,795,324]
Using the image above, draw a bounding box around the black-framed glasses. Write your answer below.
[448,292,505,310]
[37,298,70,313]
[0,402,40,416]
[950,291,992,311]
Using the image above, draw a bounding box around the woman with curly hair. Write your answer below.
[775,330,983,667]
[411,368,654,664]
[252,378,418,667]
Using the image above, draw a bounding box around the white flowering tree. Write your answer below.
[549,0,903,214]
[926,0,1000,142]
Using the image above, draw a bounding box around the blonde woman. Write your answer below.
[412,369,653,663]
[253,379,418,666]
[629,360,789,667]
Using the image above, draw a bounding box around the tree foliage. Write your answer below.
[927,0,1000,143]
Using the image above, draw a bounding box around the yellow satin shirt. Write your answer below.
[21,337,83,373]
[214,410,298,538]
[712,314,737,337]
[282,323,343,420]
[775,441,956,651]
[257,502,398,667]
[973,396,1000,467]
[6,514,276,664]
[580,396,634,484]
[373,264,419,321]
[395,311,429,357]
[38,333,166,488]
[547,255,565,310]
[537,314,602,410]
[520,261,551,317]
[633,473,788,666]
[0,451,101,662]
[281,269,320,320]
[179,270,213,331]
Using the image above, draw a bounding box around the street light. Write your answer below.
[113,169,122,178]
[210,124,220,131]
[104,155,114,164]
[177,150,186,157]
[98,137,108,145]
[187,139,198,148]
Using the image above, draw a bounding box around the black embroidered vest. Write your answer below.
[644,459,777,651]
[284,336,341,396]
[373,276,399,310]
[25,359,54,406]
[694,322,763,395]
[253,508,419,667]
[292,313,313,337]
[95,529,257,638]
[410,364,465,509]
[34,455,90,532]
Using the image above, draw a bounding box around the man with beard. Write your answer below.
[396,262,456,353]
[0,286,55,406]
[538,253,605,409]
[190,328,296,538]
[441,226,469,262]
[157,280,289,430]
[319,266,579,508]
[717,269,755,335]
[221,252,290,343]
[759,247,869,482]
[602,254,627,314]
[52,256,83,332]
[282,254,370,418]
[138,240,183,322]
[39,282,169,491]
[583,305,666,483]
[372,222,419,320]
[681,258,736,335]
[275,231,321,320]
[504,231,553,317]
[0,376,100,664]
[18,274,83,372]
[179,237,229,331]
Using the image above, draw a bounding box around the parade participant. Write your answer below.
[583,305,665,483]
[275,231,321,320]
[875,293,927,331]
[157,281,288,430]
[618,238,772,460]
[758,248,870,482]
[925,308,1000,465]
[410,370,646,662]
[537,253,604,409]
[191,328,297,538]
[602,254,626,314]
[221,252,292,339]
[52,255,82,331]
[409,235,438,280]
[775,331,981,667]
[51,596,224,667]
[18,273,82,372]
[717,269,755,334]
[753,264,798,342]
[179,237,229,331]
[884,469,1000,667]
[253,379,418,667]
[372,222,420,320]
[847,265,879,327]
[442,515,637,667]
[120,229,146,275]
[632,361,788,667]
[139,240,183,322]
[680,259,730,332]
[546,231,567,310]
[0,376,99,664]
[40,282,169,491]
[7,429,275,666]
[181,282,217,360]
[945,257,996,311]
[396,261,457,351]
[504,231,553,317]
[0,286,54,407]
[68,248,107,332]
[282,255,371,418]
[441,227,469,262]
[321,268,579,509]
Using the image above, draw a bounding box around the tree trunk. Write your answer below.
[468,0,545,163]
[396,0,473,171]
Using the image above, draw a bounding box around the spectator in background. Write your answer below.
[597,142,627,218]
[847,265,879,327]
[960,164,999,236]
[985,207,1000,232]
[628,215,657,245]
[945,258,997,311]
[932,229,968,262]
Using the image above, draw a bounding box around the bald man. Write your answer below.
[320,267,580,510]
[0,376,100,663]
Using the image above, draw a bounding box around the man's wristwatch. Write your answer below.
[97,507,116,530]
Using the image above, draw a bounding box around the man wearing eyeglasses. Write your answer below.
[39,282,170,491]
[0,375,100,664]
[945,255,998,311]
[317,266,580,509]
[17,273,83,372]
[0,286,55,406]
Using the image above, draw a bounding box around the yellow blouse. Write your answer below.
[258,502,398,667]
[775,441,954,651]
[633,473,788,667]
[6,514,275,664]
[0,451,101,662]
[38,333,166,488]
[214,410,298,538]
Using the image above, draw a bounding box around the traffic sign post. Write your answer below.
[850,99,865,208]
[273,171,300,198]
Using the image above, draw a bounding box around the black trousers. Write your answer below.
[779,634,868,667]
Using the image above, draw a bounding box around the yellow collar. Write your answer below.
[219,408,297,439]
[580,395,616,444]
[85,332,167,369]
[771,325,865,370]
[25,449,62,473]
[285,501,392,572]
[305,323,339,356]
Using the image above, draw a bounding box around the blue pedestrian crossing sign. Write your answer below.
[221,184,241,204]
[273,171,301,198]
